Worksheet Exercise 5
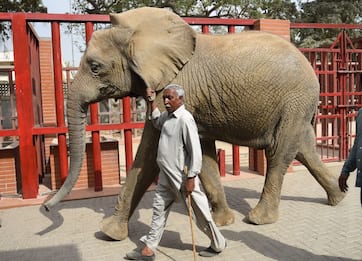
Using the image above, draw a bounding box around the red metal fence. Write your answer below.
[296,28,362,162]
[0,12,362,199]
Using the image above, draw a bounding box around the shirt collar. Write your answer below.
[170,104,185,118]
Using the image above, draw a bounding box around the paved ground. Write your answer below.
[0,162,361,261]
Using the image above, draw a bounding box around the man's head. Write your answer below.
[163,84,184,113]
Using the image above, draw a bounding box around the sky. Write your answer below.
[34,0,82,66]
[43,0,71,14]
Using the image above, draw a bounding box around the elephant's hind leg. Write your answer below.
[247,149,292,225]
[199,138,235,226]
[295,125,345,205]
[248,116,300,225]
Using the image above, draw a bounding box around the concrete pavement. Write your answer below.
[0,162,361,261]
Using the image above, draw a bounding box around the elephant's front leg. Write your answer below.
[199,138,235,226]
[100,121,160,240]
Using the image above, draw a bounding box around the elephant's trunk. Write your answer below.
[44,98,88,211]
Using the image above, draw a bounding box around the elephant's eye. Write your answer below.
[90,62,101,74]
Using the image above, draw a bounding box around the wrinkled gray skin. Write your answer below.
[43,7,345,240]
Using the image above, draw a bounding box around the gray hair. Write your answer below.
[164,84,185,100]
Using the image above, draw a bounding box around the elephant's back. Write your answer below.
[189,31,319,103]
[185,31,319,106]
[176,31,319,146]
[194,32,316,80]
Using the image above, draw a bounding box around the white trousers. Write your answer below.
[140,171,226,252]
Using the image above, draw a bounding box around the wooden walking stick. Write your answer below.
[185,166,197,261]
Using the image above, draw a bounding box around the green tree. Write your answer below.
[0,0,47,40]
[68,0,362,47]
[295,0,362,47]
[0,0,47,12]
[70,0,299,34]
[72,0,299,19]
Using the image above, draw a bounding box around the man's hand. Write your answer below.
[185,177,195,195]
[145,87,156,102]
[338,174,349,192]
[145,88,156,120]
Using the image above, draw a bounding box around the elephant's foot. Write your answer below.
[212,207,235,226]
[327,189,346,206]
[247,202,279,225]
[100,215,128,241]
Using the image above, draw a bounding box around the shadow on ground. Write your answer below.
[0,245,81,261]
[35,181,327,239]
[223,230,359,261]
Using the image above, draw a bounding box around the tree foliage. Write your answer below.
[0,0,47,40]
[0,0,47,12]
[72,0,299,20]
[70,0,362,47]
[294,0,362,47]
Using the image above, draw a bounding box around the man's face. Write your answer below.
[163,88,183,113]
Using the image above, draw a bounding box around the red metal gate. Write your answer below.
[299,30,362,162]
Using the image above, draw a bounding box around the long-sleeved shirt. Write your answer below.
[151,105,202,188]
[341,108,362,187]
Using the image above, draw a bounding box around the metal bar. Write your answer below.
[291,23,362,29]
[184,17,255,26]
[0,12,110,23]
[123,97,133,175]
[85,21,103,191]
[232,145,240,176]
[341,31,349,159]
[228,25,236,33]
[27,123,144,135]
[52,21,69,184]
[12,13,38,199]
[32,127,68,135]
[0,130,18,136]
[338,70,362,73]
[85,122,144,131]
[202,24,209,34]
[218,149,226,177]
[8,70,16,130]
[299,48,340,53]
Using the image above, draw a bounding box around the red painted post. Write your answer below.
[51,22,69,185]
[85,22,103,191]
[12,13,38,198]
[123,97,133,174]
[202,24,209,34]
[8,70,16,129]
[218,149,226,177]
[342,31,349,160]
[228,25,236,33]
[232,145,240,176]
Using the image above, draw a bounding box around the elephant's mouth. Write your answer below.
[99,85,127,100]
[129,91,140,98]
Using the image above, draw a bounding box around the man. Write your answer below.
[125,84,227,260]
[339,108,362,206]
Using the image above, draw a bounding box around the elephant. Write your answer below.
[43,7,345,241]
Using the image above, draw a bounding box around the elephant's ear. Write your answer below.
[110,7,196,91]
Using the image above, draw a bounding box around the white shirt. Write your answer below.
[151,105,202,187]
